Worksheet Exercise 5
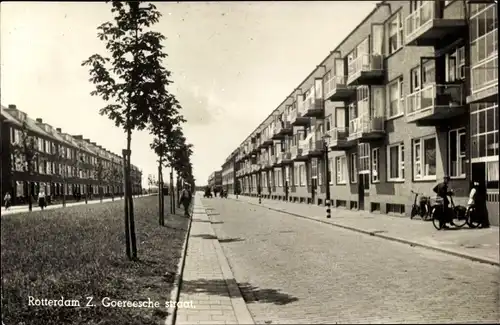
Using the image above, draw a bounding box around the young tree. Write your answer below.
[83,1,173,260]
[11,121,38,212]
[149,99,185,224]
[94,156,106,203]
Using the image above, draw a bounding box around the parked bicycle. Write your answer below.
[430,192,468,230]
[410,190,431,221]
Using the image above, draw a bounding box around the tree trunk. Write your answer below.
[62,179,66,207]
[170,167,175,214]
[28,180,33,212]
[122,150,131,260]
[100,183,103,203]
[126,129,137,260]
[158,162,164,226]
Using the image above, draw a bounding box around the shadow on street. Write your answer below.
[181,278,299,305]
[191,234,244,243]
[192,218,224,224]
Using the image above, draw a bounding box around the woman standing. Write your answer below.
[38,190,47,210]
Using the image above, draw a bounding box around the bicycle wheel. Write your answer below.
[466,206,481,228]
[451,206,467,228]
[431,207,442,230]
[422,204,431,221]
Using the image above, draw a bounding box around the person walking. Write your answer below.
[4,192,12,210]
[179,184,192,217]
[38,190,47,211]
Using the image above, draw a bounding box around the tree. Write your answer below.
[83,1,173,260]
[106,163,123,201]
[149,97,185,225]
[11,121,38,212]
[94,156,106,203]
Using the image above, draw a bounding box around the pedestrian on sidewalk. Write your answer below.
[4,192,12,210]
[38,190,47,211]
[179,184,192,217]
[468,180,490,228]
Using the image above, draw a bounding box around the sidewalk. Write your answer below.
[230,195,500,266]
[1,194,152,215]
[175,194,254,325]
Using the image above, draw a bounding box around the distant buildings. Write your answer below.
[1,104,143,205]
[207,171,223,190]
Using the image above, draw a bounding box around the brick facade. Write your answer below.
[1,105,143,206]
[223,1,499,226]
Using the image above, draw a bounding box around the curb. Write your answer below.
[164,205,194,325]
[233,198,500,267]
[202,199,256,325]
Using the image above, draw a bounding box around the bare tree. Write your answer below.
[11,121,39,212]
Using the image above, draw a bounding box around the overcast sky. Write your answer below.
[1,1,378,187]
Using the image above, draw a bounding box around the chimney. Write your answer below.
[36,118,43,123]
[91,142,97,146]
[83,138,90,142]
[7,104,17,109]
[56,128,62,133]
[73,135,83,140]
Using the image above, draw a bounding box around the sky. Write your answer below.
[1,1,379,188]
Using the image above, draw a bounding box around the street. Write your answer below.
[200,197,499,324]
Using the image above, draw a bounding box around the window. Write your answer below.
[388,143,405,181]
[470,4,498,93]
[446,46,466,82]
[294,166,299,186]
[387,12,403,54]
[413,136,437,180]
[336,156,347,184]
[449,128,466,178]
[470,103,498,160]
[318,161,323,186]
[422,59,436,85]
[387,77,404,117]
[372,148,380,183]
[350,153,357,184]
[326,115,332,131]
[410,66,421,93]
[299,165,306,186]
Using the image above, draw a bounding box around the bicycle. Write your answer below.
[465,204,483,228]
[430,193,468,230]
[410,190,431,221]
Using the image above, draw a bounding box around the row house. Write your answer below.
[227,0,498,225]
[221,150,237,194]
[1,104,143,205]
[207,170,223,190]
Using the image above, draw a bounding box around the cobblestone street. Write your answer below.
[199,197,499,324]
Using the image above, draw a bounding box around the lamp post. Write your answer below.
[322,133,331,218]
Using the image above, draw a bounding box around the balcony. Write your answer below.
[290,108,309,127]
[290,146,301,160]
[281,151,293,165]
[346,54,384,86]
[303,97,324,118]
[328,127,355,150]
[251,164,259,173]
[347,116,385,142]
[273,120,293,138]
[324,75,356,102]
[406,83,466,125]
[261,135,274,148]
[467,54,498,104]
[405,1,466,47]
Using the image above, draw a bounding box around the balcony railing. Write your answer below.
[405,1,435,44]
[347,54,384,85]
[324,75,350,99]
[281,151,292,161]
[348,115,385,138]
[406,83,463,117]
[299,139,310,156]
[290,146,299,159]
[328,127,348,142]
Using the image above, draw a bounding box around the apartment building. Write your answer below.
[221,150,237,194]
[1,104,143,205]
[228,0,499,225]
[207,170,223,190]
